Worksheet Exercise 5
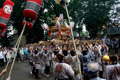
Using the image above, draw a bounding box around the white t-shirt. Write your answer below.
[6,51,11,59]
[43,52,50,66]
[70,55,78,70]
[97,45,102,56]
[20,48,24,55]
[77,50,82,56]
[64,54,70,63]
[3,50,7,55]
[0,51,4,59]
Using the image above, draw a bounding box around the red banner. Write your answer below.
[27,0,42,5]
[1,0,14,20]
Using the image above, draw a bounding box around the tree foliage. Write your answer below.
[0,0,115,46]
[83,0,115,38]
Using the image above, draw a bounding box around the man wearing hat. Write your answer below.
[86,62,105,80]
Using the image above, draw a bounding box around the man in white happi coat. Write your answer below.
[33,50,41,79]
[69,49,80,80]
[55,53,74,80]
[41,48,50,77]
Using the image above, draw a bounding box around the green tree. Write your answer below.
[83,0,115,38]
[49,0,115,38]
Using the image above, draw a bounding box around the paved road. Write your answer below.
[0,61,54,80]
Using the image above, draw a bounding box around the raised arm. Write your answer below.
[0,69,7,77]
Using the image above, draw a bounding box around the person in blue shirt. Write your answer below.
[24,47,28,61]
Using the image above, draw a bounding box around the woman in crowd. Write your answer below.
[6,49,12,63]
[0,48,4,66]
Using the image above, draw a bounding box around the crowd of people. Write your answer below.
[104,37,119,53]
[0,39,120,80]
[0,46,28,66]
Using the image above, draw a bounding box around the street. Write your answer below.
[0,61,54,80]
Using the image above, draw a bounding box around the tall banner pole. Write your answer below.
[7,21,27,79]
[65,3,83,80]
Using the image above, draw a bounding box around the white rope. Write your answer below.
[7,21,27,79]
[65,3,83,80]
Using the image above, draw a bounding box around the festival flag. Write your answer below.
[0,0,14,28]
[1,0,14,20]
